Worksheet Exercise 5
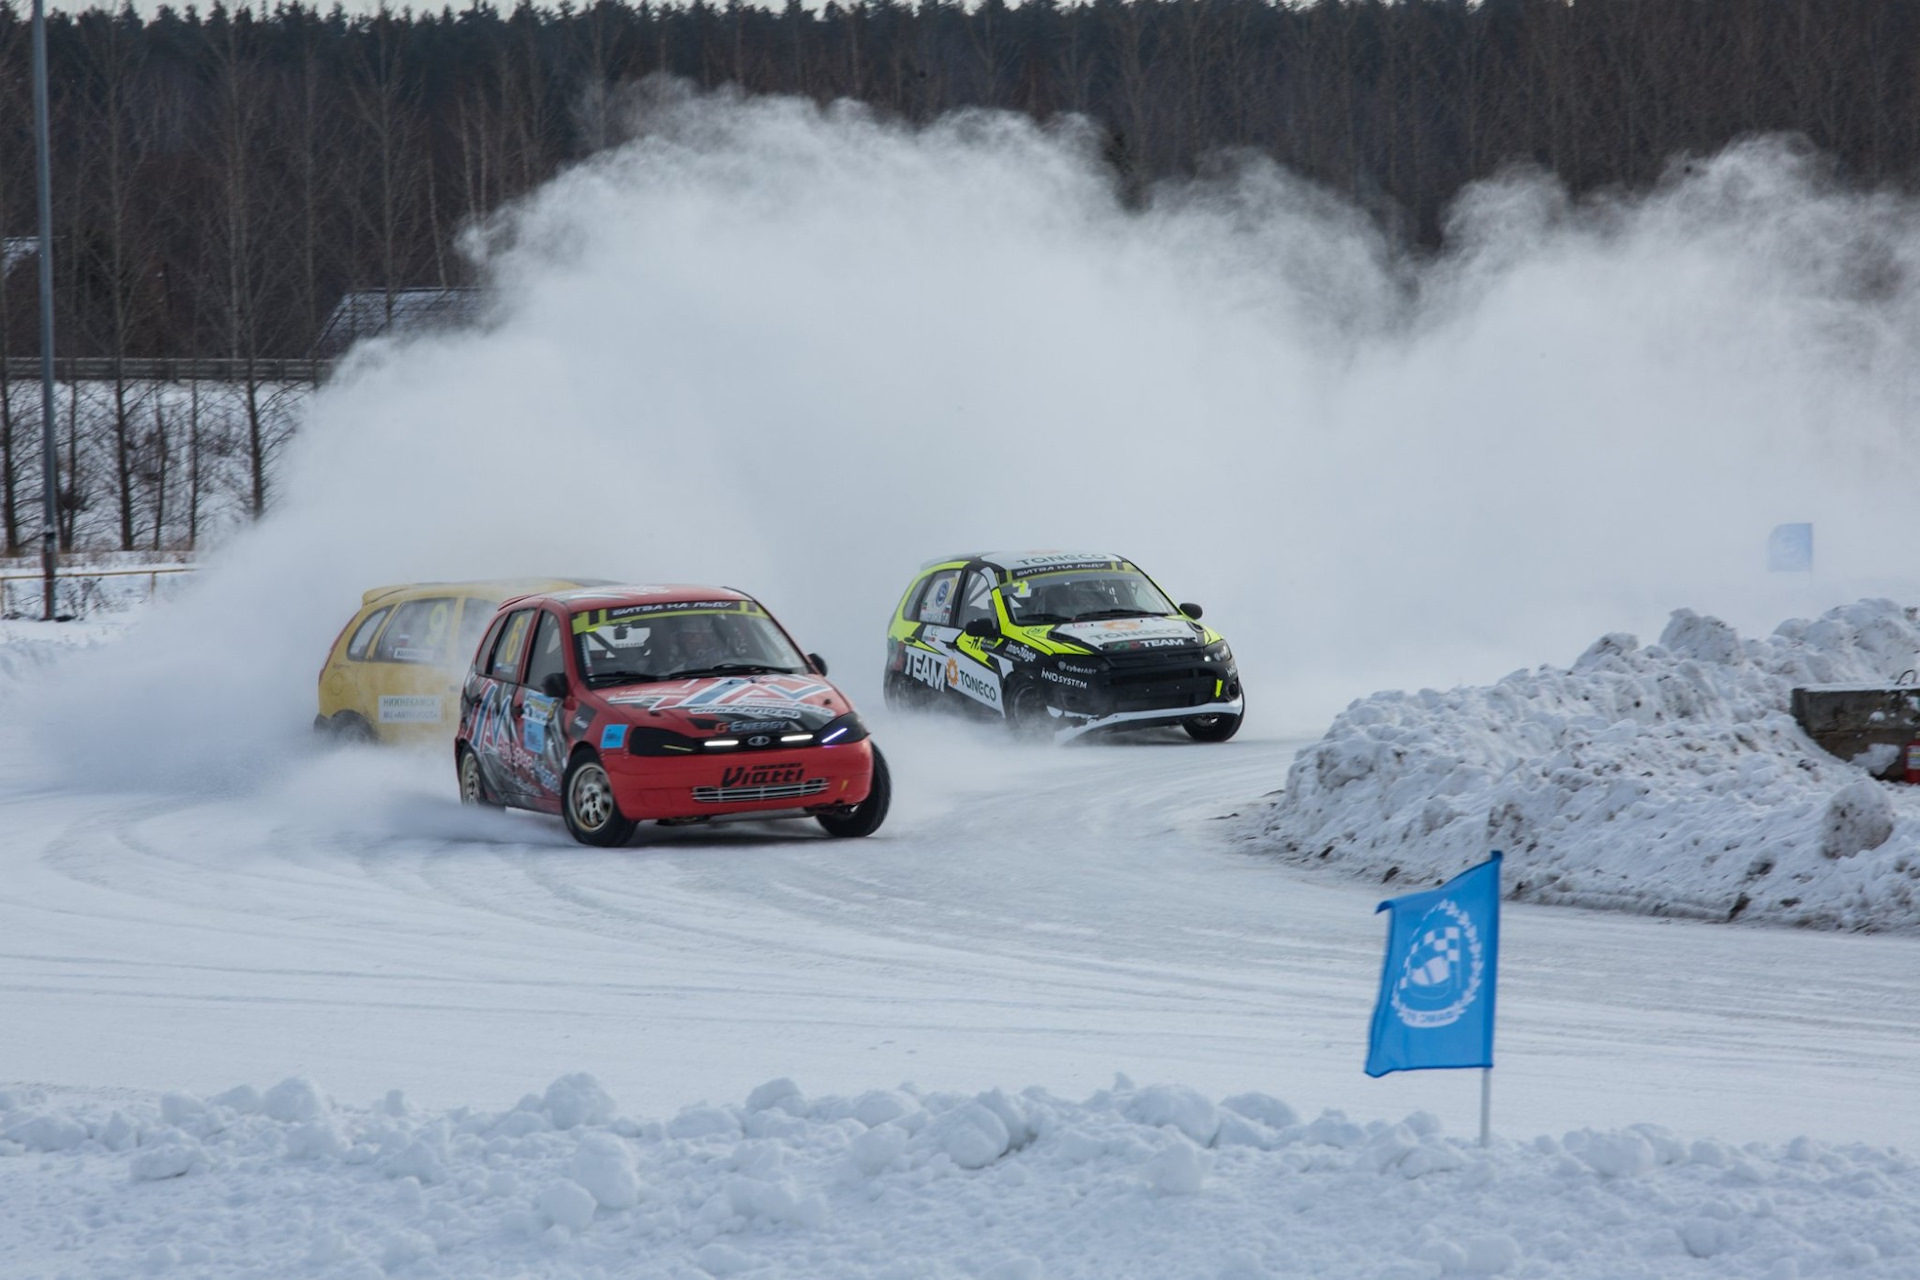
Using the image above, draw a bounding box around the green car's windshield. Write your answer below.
[572,602,808,687]
[1002,569,1179,625]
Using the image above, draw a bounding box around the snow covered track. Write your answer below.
[5,1073,1917,1279]
[6,637,1920,1274]
[1255,600,1920,932]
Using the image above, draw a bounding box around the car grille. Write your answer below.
[691,779,829,804]
[1097,664,1219,712]
[1102,647,1202,670]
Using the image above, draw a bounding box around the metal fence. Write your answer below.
[0,564,198,619]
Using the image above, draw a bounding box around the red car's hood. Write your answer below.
[593,672,851,732]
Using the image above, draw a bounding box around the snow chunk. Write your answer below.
[930,1102,1011,1169]
[1145,1137,1212,1194]
[130,1137,206,1181]
[1820,779,1894,859]
[849,1123,909,1176]
[537,1179,598,1231]
[1574,1131,1657,1179]
[851,1090,914,1128]
[262,1078,328,1124]
[745,1077,805,1115]
[543,1074,617,1130]
[571,1133,640,1210]
[1124,1085,1219,1146]
[669,1106,742,1141]
[4,1112,87,1153]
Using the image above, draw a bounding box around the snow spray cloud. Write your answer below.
[28,89,1920,789]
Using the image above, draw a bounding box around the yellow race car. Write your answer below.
[316,579,601,744]
[884,551,1244,742]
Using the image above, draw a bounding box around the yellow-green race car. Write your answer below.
[884,551,1243,742]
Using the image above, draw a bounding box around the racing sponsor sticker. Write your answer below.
[721,761,807,788]
[1008,558,1119,579]
[572,600,760,633]
[378,695,443,724]
[601,723,628,750]
[945,655,1002,709]
[522,692,558,752]
[904,648,947,691]
[1041,668,1089,689]
[1052,617,1197,649]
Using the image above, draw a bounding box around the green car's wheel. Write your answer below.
[1006,683,1053,739]
[816,747,891,838]
[1184,710,1243,743]
[563,752,636,846]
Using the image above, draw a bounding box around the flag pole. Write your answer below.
[1479,1067,1491,1147]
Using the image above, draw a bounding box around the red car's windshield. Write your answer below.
[572,601,808,687]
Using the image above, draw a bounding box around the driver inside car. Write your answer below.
[662,616,732,673]
[1036,581,1111,619]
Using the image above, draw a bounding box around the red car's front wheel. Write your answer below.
[564,752,637,847]
[816,746,891,838]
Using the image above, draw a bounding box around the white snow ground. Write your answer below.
[1254,599,1920,933]
[4,624,1920,1276]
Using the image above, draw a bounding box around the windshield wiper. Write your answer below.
[1065,608,1162,622]
[586,670,659,687]
[1014,611,1071,624]
[662,662,801,680]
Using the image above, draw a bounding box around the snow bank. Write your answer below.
[2,1073,1914,1278]
[0,619,129,708]
[1253,599,1920,932]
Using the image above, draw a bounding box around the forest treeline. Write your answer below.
[6,0,1920,366]
[2,0,1919,554]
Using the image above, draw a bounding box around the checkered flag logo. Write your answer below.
[1408,926,1461,988]
[1390,900,1484,1029]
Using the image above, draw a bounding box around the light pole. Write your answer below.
[31,0,57,620]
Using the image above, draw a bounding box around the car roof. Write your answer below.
[919,551,1125,574]
[503,584,757,612]
[359,577,608,607]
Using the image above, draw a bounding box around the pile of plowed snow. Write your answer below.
[0,619,129,706]
[1253,599,1920,933]
[4,1074,1915,1278]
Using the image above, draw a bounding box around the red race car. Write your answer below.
[454,585,888,846]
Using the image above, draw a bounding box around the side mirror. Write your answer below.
[808,652,830,676]
[540,671,569,698]
[963,617,997,639]
[1178,603,1204,621]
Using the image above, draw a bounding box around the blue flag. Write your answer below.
[1365,853,1502,1078]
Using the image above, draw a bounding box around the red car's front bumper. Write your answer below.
[599,740,875,821]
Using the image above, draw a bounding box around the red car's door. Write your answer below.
[470,607,538,805]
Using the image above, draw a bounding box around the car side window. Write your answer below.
[488,609,536,683]
[345,607,390,661]
[373,597,457,664]
[954,571,996,632]
[916,570,961,626]
[524,611,567,691]
[473,615,507,673]
[455,599,495,667]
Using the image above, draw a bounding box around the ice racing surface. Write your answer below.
[4,681,1920,1276]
